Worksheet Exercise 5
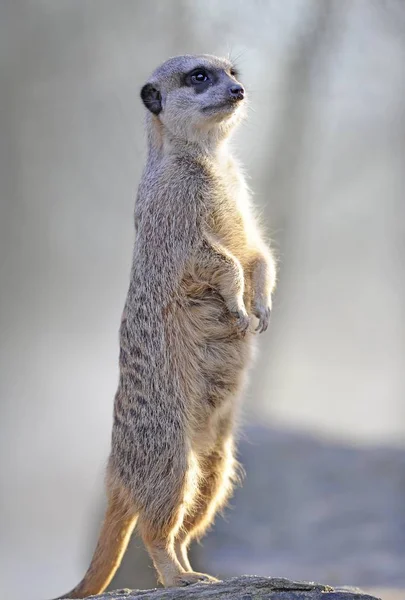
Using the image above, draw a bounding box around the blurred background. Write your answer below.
[1,1,404,599]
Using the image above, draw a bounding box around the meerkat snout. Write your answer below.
[228,84,245,102]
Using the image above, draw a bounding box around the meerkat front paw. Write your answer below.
[172,572,220,586]
[253,302,271,333]
[229,307,250,335]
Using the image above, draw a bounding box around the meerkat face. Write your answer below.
[141,55,246,143]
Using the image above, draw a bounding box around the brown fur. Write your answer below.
[53,54,276,597]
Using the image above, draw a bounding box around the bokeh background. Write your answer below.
[1,1,404,599]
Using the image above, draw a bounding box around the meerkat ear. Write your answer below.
[140,83,162,115]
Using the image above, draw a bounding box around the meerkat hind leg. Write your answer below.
[174,538,193,572]
[174,438,236,577]
[139,468,219,587]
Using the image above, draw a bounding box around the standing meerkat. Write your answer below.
[55,54,276,597]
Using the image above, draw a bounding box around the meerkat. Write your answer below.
[55,54,276,598]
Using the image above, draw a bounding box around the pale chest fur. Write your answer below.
[205,156,257,269]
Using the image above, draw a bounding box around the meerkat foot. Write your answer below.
[170,572,220,587]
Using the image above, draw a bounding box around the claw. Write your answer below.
[230,308,250,335]
[253,305,271,334]
[173,572,220,587]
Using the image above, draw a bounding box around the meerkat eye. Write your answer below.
[190,70,209,84]
[230,68,239,78]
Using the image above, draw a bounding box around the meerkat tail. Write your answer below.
[56,496,137,599]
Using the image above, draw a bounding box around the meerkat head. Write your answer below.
[140,54,246,146]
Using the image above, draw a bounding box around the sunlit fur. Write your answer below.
[54,54,276,598]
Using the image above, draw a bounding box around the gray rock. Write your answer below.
[65,576,380,600]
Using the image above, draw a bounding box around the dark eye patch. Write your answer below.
[183,66,217,93]
[230,67,240,78]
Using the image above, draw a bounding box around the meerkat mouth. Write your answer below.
[201,101,239,113]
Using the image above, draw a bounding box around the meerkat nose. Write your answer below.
[229,84,245,101]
